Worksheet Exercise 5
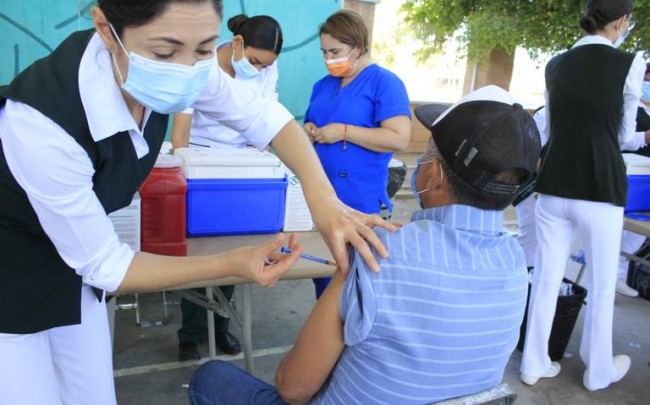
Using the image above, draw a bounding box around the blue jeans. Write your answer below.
[188,360,288,405]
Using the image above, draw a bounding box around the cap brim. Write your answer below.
[414,104,450,129]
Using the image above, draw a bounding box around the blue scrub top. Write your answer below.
[305,64,411,214]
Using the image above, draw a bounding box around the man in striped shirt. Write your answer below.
[188,86,542,405]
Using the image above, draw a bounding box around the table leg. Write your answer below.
[242,284,254,374]
[206,287,217,359]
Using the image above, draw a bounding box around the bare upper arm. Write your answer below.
[275,271,346,404]
[381,115,411,151]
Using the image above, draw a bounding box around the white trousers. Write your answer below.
[521,194,624,390]
[515,194,538,267]
[617,229,646,280]
[0,285,116,405]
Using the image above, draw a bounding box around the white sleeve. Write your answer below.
[533,106,549,146]
[619,53,647,151]
[0,100,133,292]
[192,65,293,150]
[261,62,280,102]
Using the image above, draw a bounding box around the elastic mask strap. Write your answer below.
[108,24,129,84]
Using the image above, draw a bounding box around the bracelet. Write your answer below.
[342,124,348,150]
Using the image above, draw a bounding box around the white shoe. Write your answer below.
[583,355,631,391]
[616,279,639,297]
[520,362,561,385]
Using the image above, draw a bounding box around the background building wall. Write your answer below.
[0,0,342,120]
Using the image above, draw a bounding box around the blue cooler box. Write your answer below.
[623,153,650,213]
[175,148,287,236]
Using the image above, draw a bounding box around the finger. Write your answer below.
[363,213,398,232]
[391,221,404,228]
[349,213,390,258]
[261,247,303,287]
[346,229,381,273]
[325,232,351,276]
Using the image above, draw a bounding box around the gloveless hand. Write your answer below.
[310,195,396,275]
[311,123,345,144]
[225,233,303,287]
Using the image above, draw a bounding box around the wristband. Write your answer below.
[342,124,348,150]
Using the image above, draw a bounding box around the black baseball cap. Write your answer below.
[414,85,541,196]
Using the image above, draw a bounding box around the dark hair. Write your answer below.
[319,9,369,55]
[442,159,528,210]
[579,0,632,34]
[227,14,283,55]
[99,0,223,37]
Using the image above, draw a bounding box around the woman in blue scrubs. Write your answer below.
[304,10,411,297]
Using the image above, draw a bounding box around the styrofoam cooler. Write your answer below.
[623,153,650,212]
[175,147,287,236]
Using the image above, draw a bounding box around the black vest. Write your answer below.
[536,44,634,206]
[0,30,168,334]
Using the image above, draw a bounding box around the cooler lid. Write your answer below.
[175,147,284,179]
[175,147,281,167]
[623,153,650,175]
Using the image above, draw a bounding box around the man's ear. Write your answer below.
[92,6,119,54]
[428,158,445,189]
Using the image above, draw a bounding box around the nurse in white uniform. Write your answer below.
[171,13,284,361]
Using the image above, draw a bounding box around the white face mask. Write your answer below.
[231,40,260,79]
[613,29,629,48]
[109,25,214,114]
[613,17,634,48]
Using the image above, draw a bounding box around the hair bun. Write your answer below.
[227,14,249,34]
[579,15,598,32]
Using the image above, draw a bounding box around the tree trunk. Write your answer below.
[462,48,515,94]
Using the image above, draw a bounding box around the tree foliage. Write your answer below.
[401,0,650,61]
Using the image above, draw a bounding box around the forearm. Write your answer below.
[170,113,192,149]
[115,251,236,294]
[345,123,410,153]
[271,121,337,206]
[276,272,345,403]
[116,233,303,293]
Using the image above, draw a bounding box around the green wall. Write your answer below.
[0,0,342,121]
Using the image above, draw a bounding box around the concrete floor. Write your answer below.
[113,193,650,405]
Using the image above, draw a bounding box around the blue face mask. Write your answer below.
[231,40,260,79]
[110,25,214,114]
[642,81,650,101]
[410,158,431,209]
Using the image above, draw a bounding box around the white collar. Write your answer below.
[78,32,151,142]
[572,34,615,49]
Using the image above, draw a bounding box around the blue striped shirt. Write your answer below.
[311,204,528,404]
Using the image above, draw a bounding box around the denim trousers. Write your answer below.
[189,360,288,405]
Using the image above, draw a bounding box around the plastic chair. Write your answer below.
[433,383,517,405]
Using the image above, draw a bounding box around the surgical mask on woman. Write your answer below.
[109,25,214,114]
[642,81,650,102]
[613,17,635,48]
[325,49,357,77]
[231,40,261,79]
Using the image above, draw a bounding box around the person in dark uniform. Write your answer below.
[0,1,396,403]
[520,0,650,392]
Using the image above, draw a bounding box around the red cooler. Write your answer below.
[140,154,187,256]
